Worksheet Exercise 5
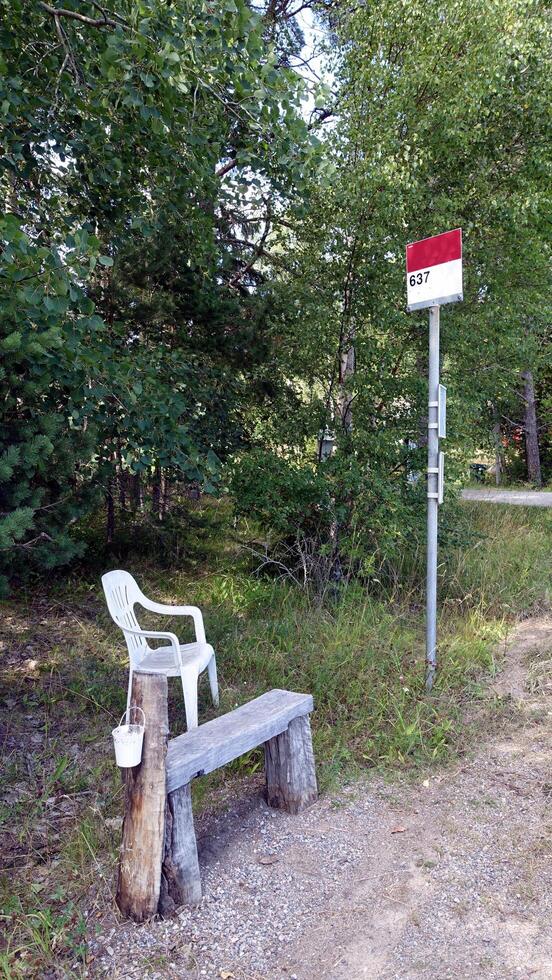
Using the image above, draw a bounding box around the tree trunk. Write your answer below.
[158,469,166,521]
[161,475,171,518]
[152,465,161,517]
[117,440,127,511]
[492,407,504,486]
[334,236,358,435]
[521,369,542,486]
[336,338,355,434]
[118,471,127,511]
[106,484,115,544]
[132,473,143,513]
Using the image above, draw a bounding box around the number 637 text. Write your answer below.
[409,271,430,286]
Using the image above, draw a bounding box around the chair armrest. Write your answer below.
[137,596,207,644]
[119,625,183,664]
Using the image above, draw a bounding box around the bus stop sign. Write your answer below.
[406,228,462,311]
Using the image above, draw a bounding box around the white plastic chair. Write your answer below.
[101,569,218,730]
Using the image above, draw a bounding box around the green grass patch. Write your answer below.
[445,503,552,616]
[180,576,504,779]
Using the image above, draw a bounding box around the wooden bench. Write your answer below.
[116,674,317,922]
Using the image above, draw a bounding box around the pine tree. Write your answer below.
[0,215,98,591]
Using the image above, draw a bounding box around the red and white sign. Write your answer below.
[406,228,462,311]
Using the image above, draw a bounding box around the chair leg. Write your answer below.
[180,668,198,730]
[207,655,219,707]
[125,668,134,721]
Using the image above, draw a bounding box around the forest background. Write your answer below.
[1,0,551,594]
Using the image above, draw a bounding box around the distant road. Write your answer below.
[462,488,552,507]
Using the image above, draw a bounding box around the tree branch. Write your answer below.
[228,205,272,288]
[2,532,54,552]
[52,11,83,84]
[216,159,239,179]
[39,2,118,28]
[308,106,335,131]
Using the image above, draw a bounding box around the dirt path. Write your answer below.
[461,488,552,507]
[91,619,552,980]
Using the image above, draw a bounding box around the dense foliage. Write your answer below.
[231,0,552,584]
[1,0,551,589]
[0,0,323,585]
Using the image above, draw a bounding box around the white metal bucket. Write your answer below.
[112,706,145,768]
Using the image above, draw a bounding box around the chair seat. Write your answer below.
[134,642,214,676]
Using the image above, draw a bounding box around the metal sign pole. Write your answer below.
[426,305,440,691]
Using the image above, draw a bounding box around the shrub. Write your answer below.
[229,448,428,592]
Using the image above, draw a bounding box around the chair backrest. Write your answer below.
[101,569,148,665]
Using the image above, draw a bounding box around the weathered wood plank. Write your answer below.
[265,714,318,814]
[116,673,168,922]
[166,689,313,793]
[159,784,202,914]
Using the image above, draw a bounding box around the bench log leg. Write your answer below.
[116,673,168,922]
[159,783,202,913]
[264,714,318,814]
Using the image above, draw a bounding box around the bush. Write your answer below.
[229,449,428,592]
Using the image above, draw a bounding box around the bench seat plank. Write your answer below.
[166,689,313,793]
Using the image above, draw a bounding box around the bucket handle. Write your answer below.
[120,705,146,729]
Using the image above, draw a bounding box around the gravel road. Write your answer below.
[89,618,552,980]
[461,488,552,507]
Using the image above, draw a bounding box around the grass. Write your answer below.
[444,504,552,616]
[0,499,550,975]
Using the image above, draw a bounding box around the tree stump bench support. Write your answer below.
[116,677,317,921]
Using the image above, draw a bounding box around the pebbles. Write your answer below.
[89,782,370,979]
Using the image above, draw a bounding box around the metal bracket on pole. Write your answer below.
[438,384,447,439]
